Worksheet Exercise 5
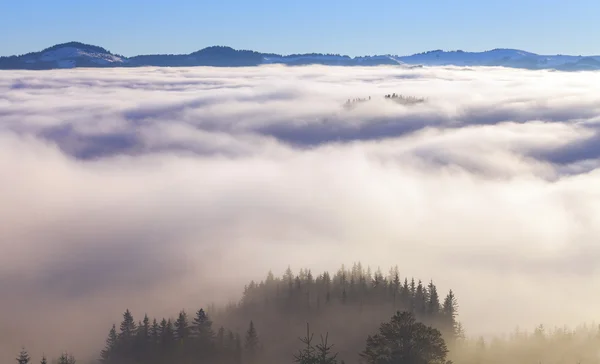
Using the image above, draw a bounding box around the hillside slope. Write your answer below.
[2,42,599,70]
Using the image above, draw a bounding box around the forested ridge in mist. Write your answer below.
[15,263,600,364]
[15,263,459,364]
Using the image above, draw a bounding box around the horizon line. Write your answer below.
[3,40,600,59]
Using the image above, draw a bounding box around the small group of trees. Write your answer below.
[343,94,426,109]
[294,311,450,364]
[454,323,600,364]
[384,93,426,104]
[14,263,459,364]
[97,308,260,364]
[293,324,341,364]
[16,348,74,364]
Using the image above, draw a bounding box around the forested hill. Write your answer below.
[212,263,460,364]
[3,41,600,70]
[15,263,600,364]
[13,263,460,364]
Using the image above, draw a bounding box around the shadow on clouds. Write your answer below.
[1,65,600,361]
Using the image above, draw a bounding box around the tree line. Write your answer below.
[344,94,426,108]
[17,262,600,363]
[212,263,459,363]
[15,309,451,364]
[16,263,461,364]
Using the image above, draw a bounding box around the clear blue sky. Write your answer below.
[2,0,599,57]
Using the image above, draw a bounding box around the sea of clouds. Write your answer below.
[1,64,600,360]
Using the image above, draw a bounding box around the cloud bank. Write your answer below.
[1,65,600,361]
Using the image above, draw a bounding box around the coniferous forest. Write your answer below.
[15,263,600,364]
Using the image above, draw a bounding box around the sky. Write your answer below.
[2,0,600,57]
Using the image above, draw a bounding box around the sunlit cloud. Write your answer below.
[1,65,600,361]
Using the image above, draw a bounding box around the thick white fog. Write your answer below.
[1,65,600,360]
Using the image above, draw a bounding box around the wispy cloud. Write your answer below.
[1,65,600,361]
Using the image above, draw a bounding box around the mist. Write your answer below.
[1,64,600,362]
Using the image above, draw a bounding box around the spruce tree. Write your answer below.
[165,319,175,343]
[57,353,76,364]
[119,309,137,339]
[315,333,339,364]
[401,278,410,306]
[442,290,459,339]
[234,333,242,364]
[40,355,47,364]
[427,281,440,316]
[158,318,175,349]
[191,308,215,343]
[16,348,30,364]
[175,310,190,341]
[392,267,400,297]
[294,324,317,364]
[294,324,339,364]
[244,321,260,364]
[139,314,150,340]
[217,327,225,349]
[100,324,118,362]
[150,318,160,344]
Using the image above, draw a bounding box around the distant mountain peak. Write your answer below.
[41,41,112,55]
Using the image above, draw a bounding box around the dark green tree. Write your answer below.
[294,324,339,364]
[442,290,458,340]
[315,333,339,364]
[294,324,317,364]
[57,352,76,364]
[119,309,137,340]
[428,281,440,316]
[150,318,160,344]
[175,310,190,341]
[217,326,225,349]
[244,321,260,364]
[100,324,118,362]
[164,319,175,344]
[192,308,215,343]
[360,311,448,364]
[234,333,243,364]
[16,348,30,364]
[139,314,150,340]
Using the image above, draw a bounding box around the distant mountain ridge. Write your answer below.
[2,41,600,71]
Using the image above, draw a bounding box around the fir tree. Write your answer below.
[165,319,175,343]
[191,308,215,343]
[40,355,47,364]
[57,353,76,364]
[150,318,160,344]
[244,321,260,364]
[217,327,225,349]
[159,318,175,349]
[315,333,339,364]
[428,281,440,316]
[294,323,317,364]
[139,314,150,340]
[100,324,118,362]
[119,309,137,340]
[175,310,190,341]
[234,333,242,364]
[16,348,30,364]
[442,290,459,339]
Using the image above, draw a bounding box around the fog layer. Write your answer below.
[1,65,600,361]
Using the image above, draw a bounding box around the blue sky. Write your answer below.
[2,0,599,57]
